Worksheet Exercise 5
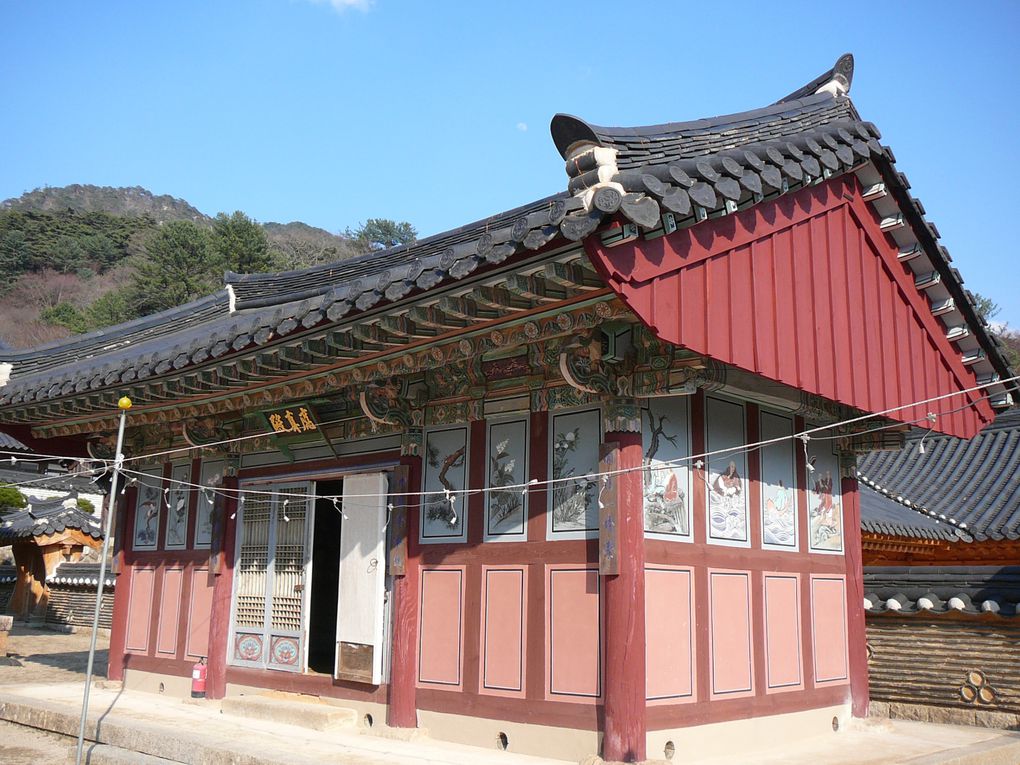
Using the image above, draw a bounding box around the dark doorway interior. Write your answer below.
[308,480,342,674]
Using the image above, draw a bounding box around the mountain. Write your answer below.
[2,185,209,224]
[0,185,375,348]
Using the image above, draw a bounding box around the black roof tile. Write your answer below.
[859,409,1020,542]
[0,495,102,544]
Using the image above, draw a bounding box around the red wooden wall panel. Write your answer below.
[586,176,992,438]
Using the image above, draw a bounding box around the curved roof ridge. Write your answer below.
[224,192,568,309]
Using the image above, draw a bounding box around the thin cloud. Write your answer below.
[305,0,374,13]
[516,122,528,132]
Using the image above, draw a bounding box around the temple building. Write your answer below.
[0,55,1014,761]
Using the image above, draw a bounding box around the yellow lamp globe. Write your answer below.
[117,396,133,410]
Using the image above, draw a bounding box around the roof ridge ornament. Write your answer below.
[776,53,854,103]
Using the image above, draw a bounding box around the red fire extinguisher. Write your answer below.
[191,657,207,699]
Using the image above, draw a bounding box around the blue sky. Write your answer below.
[3,2,1019,323]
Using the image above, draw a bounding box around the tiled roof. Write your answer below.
[0,467,105,496]
[860,483,966,542]
[0,431,29,452]
[859,409,1020,542]
[864,565,1020,618]
[0,495,103,544]
[0,54,1012,417]
[0,564,14,584]
[47,561,114,588]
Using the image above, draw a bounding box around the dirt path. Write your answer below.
[0,719,72,764]
[0,625,108,685]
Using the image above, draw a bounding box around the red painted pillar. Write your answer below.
[205,476,237,700]
[388,454,422,728]
[107,487,135,682]
[602,431,646,762]
[841,475,869,717]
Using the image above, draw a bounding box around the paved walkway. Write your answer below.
[1,626,1018,764]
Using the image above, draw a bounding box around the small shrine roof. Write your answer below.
[0,495,103,544]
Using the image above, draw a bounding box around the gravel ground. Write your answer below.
[0,624,108,685]
[0,719,73,764]
[0,625,110,762]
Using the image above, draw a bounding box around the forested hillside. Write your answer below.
[0,186,414,348]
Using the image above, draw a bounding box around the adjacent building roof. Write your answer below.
[0,431,29,453]
[0,467,105,497]
[864,565,1020,619]
[0,494,103,544]
[0,54,1012,430]
[46,561,114,588]
[858,408,1020,543]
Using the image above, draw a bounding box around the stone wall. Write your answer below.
[867,617,1020,726]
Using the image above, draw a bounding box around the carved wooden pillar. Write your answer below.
[841,468,870,717]
[206,473,237,700]
[388,449,421,727]
[602,409,646,762]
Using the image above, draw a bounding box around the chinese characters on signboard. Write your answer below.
[264,405,318,436]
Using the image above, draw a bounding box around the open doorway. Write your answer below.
[307,480,342,674]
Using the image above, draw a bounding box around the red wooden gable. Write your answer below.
[585,176,993,438]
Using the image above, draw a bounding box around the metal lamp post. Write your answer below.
[75,395,131,765]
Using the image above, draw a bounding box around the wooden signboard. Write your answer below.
[598,442,620,575]
[387,465,409,577]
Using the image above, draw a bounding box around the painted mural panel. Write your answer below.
[549,409,601,537]
[195,459,224,549]
[547,568,601,698]
[806,432,843,553]
[705,397,749,545]
[421,426,468,543]
[163,463,191,550]
[643,397,692,540]
[645,567,694,701]
[485,418,528,542]
[759,412,797,550]
[132,469,163,551]
[418,568,464,687]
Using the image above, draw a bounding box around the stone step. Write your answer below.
[220,694,358,732]
[71,743,185,765]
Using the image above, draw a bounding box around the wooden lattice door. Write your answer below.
[229,483,313,672]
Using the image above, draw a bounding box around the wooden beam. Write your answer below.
[351,322,404,347]
[470,285,532,312]
[543,260,602,291]
[505,273,565,303]
[437,295,497,322]
[407,305,466,331]
[378,314,433,339]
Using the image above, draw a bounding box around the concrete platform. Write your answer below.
[221,694,358,731]
[0,681,1018,765]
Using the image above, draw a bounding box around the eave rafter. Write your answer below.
[22,285,621,438]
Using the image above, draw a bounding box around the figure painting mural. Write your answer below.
[485,418,528,541]
[705,397,748,544]
[759,412,797,549]
[549,409,600,536]
[194,459,222,548]
[643,396,691,539]
[806,434,843,552]
[163,463,191,549]
[132,470,162,550]
[422,426,468,542]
